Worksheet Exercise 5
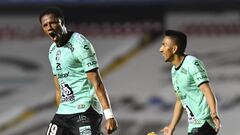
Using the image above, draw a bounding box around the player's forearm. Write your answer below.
[95,82,111,110]
[200,83,218,115]
[53,76,61,107]
[169,99,183,130]
[87,69,115,120]
[87,70,111,110]
[205,91,217,115]
[55,90,61,106]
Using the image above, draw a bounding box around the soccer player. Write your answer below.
[39,7,117,135]
[159,30,221,135]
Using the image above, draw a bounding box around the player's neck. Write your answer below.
[172,55,186,68]
[56,31,72,47]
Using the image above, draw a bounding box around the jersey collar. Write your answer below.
[175,54,187,70]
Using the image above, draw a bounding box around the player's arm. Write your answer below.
[199,82,217,117]
[86,68,117,134]
[53,75,61,107]
[161,95,183,135]
[169,95,184,130]
[86,68,111,111]
[190,59,220,122]
[199,82,221,132]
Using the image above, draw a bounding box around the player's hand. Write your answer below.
[161,126,174,135]
[147,131,157,135]
[212,115,221,133]
[105,118,118,134]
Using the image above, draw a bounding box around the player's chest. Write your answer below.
[172,67,192,88]
[52,48,78,70]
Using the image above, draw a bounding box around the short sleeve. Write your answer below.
[189,59,209,86]
[48,45,57,75]
[74,34,99,72]
[51,64,57,75]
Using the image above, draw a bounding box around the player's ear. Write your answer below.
[172,44,178,54]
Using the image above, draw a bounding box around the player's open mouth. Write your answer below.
[49,32,56,38]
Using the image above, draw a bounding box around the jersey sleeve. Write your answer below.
[189,59,209,86]
[50,62,57,75]
[74,34,99,72]
[48,45,57,75]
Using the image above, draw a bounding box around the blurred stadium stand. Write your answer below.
[0,1,240,135]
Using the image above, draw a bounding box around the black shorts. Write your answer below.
[46,107,103,135]
[188,122,217,135]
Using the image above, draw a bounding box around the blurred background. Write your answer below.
[0,0,240,135]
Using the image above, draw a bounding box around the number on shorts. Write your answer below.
[46,123,58,135]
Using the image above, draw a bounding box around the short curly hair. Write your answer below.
[39,7,65,24]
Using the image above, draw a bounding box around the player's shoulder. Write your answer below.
[185,55,200,64]
[69,32,95,55]
[185,55,205,69]
[71,32,88,43]
[69,32,91,49]
[171,55,198,71]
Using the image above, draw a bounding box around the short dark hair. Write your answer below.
[39,7,65,23]
[164,30,187,55]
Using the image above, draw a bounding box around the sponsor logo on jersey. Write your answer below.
[56,63,62,70]
[194,61,204,72]
[84,45,89,50]
[87,61,97,67]
[196,75,208,81]
[61,81,75,102]
[58,72,69,78]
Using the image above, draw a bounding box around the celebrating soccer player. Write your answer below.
[159,30,221,135]
[39,7,117,135]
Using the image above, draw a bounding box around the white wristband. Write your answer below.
[103,108,114,120]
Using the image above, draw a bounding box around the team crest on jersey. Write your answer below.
[56,50,61,61]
